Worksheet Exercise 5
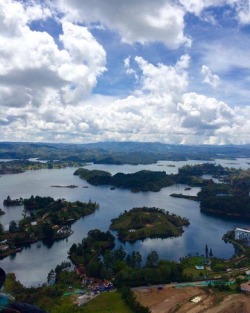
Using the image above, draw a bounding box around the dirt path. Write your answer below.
[134,286,250,313]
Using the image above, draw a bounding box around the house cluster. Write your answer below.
[0,239,9,253]
[75,265,113,293]
[56,226,72,236]
[234,227,250,246]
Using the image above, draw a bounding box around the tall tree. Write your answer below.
[9,220,18,232]
[209,248,213,257]
[146,251,159,267]
[205,244,208,258]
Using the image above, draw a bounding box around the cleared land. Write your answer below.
[134,285,250,313]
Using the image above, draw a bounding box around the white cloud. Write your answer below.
[180,0,250,25]
[51,0,191,48]
[2,49,247,145]
[124,56,138,79]
[200,38,250,73]
[201,65,220,88]
[1,0,250,145]
[134,54,189,95]
[0,0,106,109]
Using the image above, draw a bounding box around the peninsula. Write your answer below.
[0,196,99,258]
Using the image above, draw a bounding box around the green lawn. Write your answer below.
[81,292,132,313]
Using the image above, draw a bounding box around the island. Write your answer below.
[0,159,87,175]
[198,168,250,219]
[0,196,99,258]
[110,207,190,241]
[0,208,5,215]
[74,163,230,192]
[50,185,78,188]
[74,168,176,192]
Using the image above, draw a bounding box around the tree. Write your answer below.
[146,251,159,267]
[42,223,54,238]
[9,220,18,232]
[114,246,126,262]
[205,244,208,258]
[131,251,142,268]
[0,223,4,235]
[209,248,213,257]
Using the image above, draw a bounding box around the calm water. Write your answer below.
[0,159,250,286]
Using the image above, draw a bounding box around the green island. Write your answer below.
[198,169,250,219]
[0,196,99,258]
[149,163,250,220]
[170,193,197,200]
[74,163,231,193]
[74,168,176,192]
[110,207,190,241]
[0,159,87,175]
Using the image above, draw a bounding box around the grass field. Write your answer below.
[82,292,132,313]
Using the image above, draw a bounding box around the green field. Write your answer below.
[82,292,132,313]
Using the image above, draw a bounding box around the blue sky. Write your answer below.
[1,0,250,144]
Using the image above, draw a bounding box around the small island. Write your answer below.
[0,208,5,215]
[3,196,23,206]
[50,185,78,188]
[110,207,189,242]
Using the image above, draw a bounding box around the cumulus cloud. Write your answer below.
[1,0,250,145]
[0,0,106,110]
[134,54,190,95]
[201,65,220,88]
[51,0,191,48]
[180,0,250,25]
[1,48,246,145]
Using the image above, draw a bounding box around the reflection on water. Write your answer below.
[0,158,249,286]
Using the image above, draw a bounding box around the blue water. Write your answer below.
[0,159,249,286]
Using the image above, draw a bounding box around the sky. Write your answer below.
[1,0,250,145]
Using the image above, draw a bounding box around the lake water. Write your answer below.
[0,159,250,286]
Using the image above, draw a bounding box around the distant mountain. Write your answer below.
[1,141,250,164]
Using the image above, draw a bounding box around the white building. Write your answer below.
[235,227,250,245]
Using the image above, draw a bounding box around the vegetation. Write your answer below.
[74,168,176,192]
[82,291,133,313]
[119,286,150,313]
[0,159,87,175]
[178,163,229,176]
[1,142,250,164]
[0,196,99,256]
[74,163,233,192]
[110,207,189,241]
[69,229,115,267]
[68,229,190,287]
[170,193,197,200]
[3,195,23,206]
[198,172,250,218]
[3,272,138,313]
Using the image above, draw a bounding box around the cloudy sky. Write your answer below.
[1,0,250,144]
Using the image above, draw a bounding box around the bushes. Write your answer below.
[119,286,151,313]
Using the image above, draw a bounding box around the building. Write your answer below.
[240,281,250,293]
[234,227,250,246]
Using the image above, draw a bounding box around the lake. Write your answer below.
[0,159,249,286]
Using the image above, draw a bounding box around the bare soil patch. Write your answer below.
[134,286,250,313]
